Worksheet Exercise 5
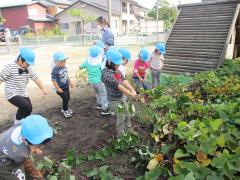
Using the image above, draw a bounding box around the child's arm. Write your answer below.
[122,80,136,94]
[79,60,87,70]
[33,78,47,95]
[52,80,63,93]
[118,84,136,99]
[0,65,11,83]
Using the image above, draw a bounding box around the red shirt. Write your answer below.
[132,59,149,78]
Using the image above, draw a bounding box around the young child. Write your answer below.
[149,42,166,88]
[0,114,53,179]
[96,16,114,47]
[118,48,131,78]
[132,48,150,90]
[80,46,110,115]
[51,52,74,119]
[102,49,137,137]
[0,47,47,125]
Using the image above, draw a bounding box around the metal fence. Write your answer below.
[20,33,167,47]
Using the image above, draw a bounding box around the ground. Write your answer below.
[0,44,154,179]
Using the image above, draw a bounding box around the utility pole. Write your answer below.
[156,1,159,41]
[108,0,112,27]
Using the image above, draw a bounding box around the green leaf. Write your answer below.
[136,176,145,180]
[69,175,76,180]
[87,150,96,161]
[99,165,109,173]
[48,176,58,180]
[216,135,225,147]
[185,172,195,180]
[211,156,226,168]
[168,175,185,180]
[210,119,223,131]
[76,153,86,165]
[103,147,113,157]
[95,151,105,161]
[206,175,224,180]
[86,168,99,177]
[174,149,190,159]
[144,166,161,180]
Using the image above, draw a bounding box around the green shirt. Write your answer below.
[80,60,102,84]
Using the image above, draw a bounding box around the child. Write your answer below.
[132,48,150,90]
[118,48,131,77]
[51,52,74,119]
[102,49,137,137]
[0,47,47,124]
[149,42,166,88]
[96,16,114,47]
[80,46,110,115]
[0,114,53,179]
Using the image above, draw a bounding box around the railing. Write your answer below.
[20,33,167,47]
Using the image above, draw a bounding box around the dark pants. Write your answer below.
[8,96,32,120]
[0,164,26,180]
[57,89,70,111]
[132,76,149,90]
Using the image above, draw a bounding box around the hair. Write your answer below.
[17,55,25,63]
[106,60,116,70]
[26,138,52,146]
[97,16,110,28]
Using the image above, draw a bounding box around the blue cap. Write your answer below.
[21,115,53,145]
[118,48,131,61]
[156,42,166,54]
[53,52,67,61]
[19,47,35,65]
[139,48,150,61]
[95,40,106,49]
[106,50,122,65]
[90,46,102,57]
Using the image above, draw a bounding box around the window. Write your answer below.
[61,23,69,29]
[91,21,97,28]
[122,2,127,13]
[28,9,37,16]
[112,20,118,29]
[130,4,134,14]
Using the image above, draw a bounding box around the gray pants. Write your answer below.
[0,164,26,180]
[109,96,132,137]
[151,70,161,88]
[92,83,108,110]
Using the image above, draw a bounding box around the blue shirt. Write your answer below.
[102,27,114,46]
[51,66,69,89]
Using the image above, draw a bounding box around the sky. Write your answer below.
[137,0,202,9]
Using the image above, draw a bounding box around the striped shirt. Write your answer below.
[0,63,38,100]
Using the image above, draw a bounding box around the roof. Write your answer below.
[179,0,240,7]
[55,0,120,18]
[0,1,47,8]
[28,17,52,22]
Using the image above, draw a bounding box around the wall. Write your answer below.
[27,3,46,18]
[2,6,29,30]
[56,2,115,34]
[226,28,236,59]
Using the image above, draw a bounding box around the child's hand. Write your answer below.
[30,147,43,155]
[41,88,47,95]
[70,81,74,88]
[57,88,63,93]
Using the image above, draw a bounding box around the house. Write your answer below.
[55,0,121,34]
[55,0,162,35]
[163,0,240,74]
[0,1,55,32]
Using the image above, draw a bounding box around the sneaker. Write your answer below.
[61,109,74,114]
[96,105,102,110]
[63,110,73,119]
[101,109,111,115]
[68,108,74,114]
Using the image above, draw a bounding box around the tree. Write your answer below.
[0,16,6,24]
[148,0,178,30]
[68,9,97,33]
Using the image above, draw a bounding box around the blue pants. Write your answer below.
[132,77,149,90]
